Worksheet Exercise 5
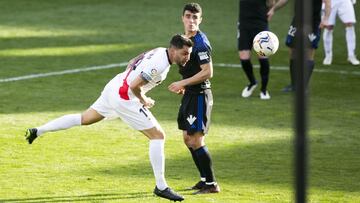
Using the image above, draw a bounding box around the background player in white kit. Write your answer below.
[24,34,193,202]
[322,0,359,65]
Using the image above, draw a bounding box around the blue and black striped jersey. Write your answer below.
[179,31,212,93]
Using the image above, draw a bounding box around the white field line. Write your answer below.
[0,62,128,83]
[215,63,360,76]
[0,62,359,83]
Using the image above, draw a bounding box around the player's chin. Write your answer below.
[176,62,186,66]
[187,26,197,32]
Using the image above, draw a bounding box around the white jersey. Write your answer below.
[114,47,171,100]
[90,47,171,130]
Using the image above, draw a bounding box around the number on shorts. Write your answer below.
[139,106,148,117]
[288,25,296,37]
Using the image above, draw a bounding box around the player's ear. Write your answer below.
[198,16,203,24]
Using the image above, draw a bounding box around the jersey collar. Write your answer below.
[166,49,172,65]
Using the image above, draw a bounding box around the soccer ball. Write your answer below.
[253,31,279,57]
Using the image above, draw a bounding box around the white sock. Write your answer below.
[36,114,82,136]
[149,139,168,190]
[323,28,333,57]
[346,26,356,57]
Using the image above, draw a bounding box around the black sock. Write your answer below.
[241,59,256,85]
[259,58,270,93]
[194,146,216,183]
[306,60,314,87]
[189,147,206,180]
[289,59,295,88]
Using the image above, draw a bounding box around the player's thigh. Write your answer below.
[239,28,265,59]
[94,85,161,131]
[286,23,321,50]
[338,1,356,24]
[90,92,119,120]
[309,26,321,50]
[238,28,254,51]
[177,93,199,134]
[183,131,205,148]
[141,126,165,140]
[116,100,160,131]
[81,108,105,125]
[178,90,213,135]
[177,94,190,131]
[327,6,338,26]
[286,24,296,48]
[203,89,213,135]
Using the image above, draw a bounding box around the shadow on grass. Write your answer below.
[90,139,292,188]
[86,137,359,194]
[0,192,152,203]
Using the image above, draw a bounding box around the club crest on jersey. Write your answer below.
[151,68,157,75]
[198,52,209,60]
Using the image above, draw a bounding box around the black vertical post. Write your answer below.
[294,0,311,203]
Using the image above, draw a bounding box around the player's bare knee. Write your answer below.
[184,136,202,149]
[81,109,104,125]
[81,116,90,125]
[150,133,165,140]
[192,140,204,149]
[143,127,165,139]
[192,133,205,148]
[157,127,166,139]
[326,25,334,30]
[183,137,192,147]
[155,131,165,139]
[239,53,251,60]
[80,113,94,125]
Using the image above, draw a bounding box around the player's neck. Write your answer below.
[185,30,198,38]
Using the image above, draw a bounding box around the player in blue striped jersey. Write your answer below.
[168,3,220,194]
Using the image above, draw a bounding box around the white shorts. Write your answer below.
[90,75,160,131]
[327,0,356,25]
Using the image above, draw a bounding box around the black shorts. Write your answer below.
[237,23,268,51]
[177,89,213,135]
[285,20,321,49]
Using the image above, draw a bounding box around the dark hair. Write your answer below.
[182,2,202,15]
[170,34,193,49]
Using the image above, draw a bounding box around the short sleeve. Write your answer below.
[194,34,212,65]
[139,49,167,82]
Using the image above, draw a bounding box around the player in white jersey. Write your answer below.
[323,0,359,65]
[92,47,172,130]
[24,34,193,202]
